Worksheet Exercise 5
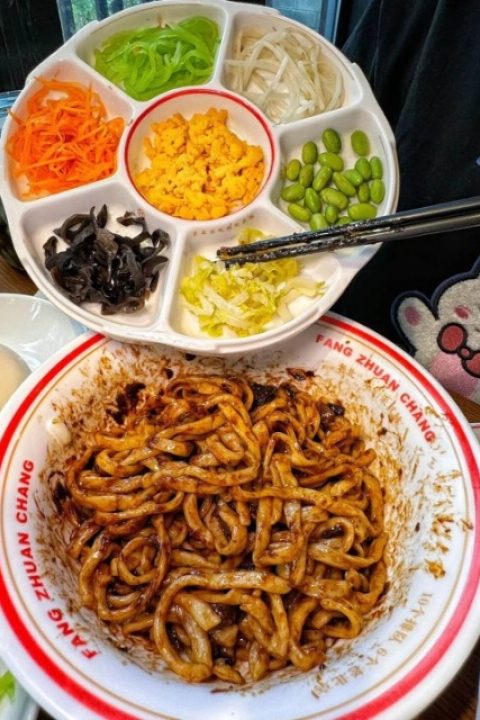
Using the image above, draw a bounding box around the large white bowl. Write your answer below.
[0,0,399,355]
[0,313,479,720]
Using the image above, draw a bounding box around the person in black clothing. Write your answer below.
[333,0,480,401]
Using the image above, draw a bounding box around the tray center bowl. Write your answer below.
[125,87,276,221]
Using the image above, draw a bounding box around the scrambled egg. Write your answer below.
[134,108,265,220]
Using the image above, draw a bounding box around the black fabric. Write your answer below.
[0,0,63,92]
[332,0,480,341]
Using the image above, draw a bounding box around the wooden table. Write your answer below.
[1,252,479,720]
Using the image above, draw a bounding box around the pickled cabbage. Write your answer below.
[180,229,325,337]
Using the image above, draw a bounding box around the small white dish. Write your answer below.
[0,293,85,372]
[0,658,37,720]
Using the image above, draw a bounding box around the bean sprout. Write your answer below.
[225,26,344,124]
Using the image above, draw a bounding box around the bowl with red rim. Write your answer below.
[0,312,479,720]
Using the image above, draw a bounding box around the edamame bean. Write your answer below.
[299,163,315,187]
[305,187,322,213]
[280,129,385,227]
[302,141,318,164]
[370,179,385,204]
[310,213,329,231]
[333,171,356,197]
[286,159,301,181]
[370,156,384,180]
[281,183,305,202]
[288,203,311,222]
[318,152,344,171]
[343,168,364,187]
[325,205,339,224]
[351,130,370,156]
[348,203,377,220]
[355,158,372,180]
[357,182,370,202]
[312,166,332,192]
[320,187,349,210]
[322,128,342,153]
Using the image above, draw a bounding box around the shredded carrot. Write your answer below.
[7,77,125,198]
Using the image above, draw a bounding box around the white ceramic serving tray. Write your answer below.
[0,0,399,355]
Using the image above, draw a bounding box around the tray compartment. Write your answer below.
[220,10,361,124]
[18,182,178,330]
[2,57,134,202]
[74,1,229,101]
[167,203,342,340]
[273,105,398,226]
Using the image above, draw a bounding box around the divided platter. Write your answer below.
[0,0,399,354]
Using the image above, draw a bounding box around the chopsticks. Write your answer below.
[217,196,480,266]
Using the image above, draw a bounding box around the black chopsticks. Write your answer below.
[217,196,480,266]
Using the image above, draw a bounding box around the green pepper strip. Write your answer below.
[94,17,220,101]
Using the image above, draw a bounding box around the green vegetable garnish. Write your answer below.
[0,670,16,703]
[180,229,326,338]
[94,17,220,101]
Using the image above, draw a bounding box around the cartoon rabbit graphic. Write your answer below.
[392,257,480,403]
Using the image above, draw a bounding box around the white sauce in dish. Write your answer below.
[0,344,30,410]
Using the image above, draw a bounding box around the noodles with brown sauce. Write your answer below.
[65,373,387,684]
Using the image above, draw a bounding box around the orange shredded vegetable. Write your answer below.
[7,77,125,198]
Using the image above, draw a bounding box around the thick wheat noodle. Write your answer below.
[64,373,387,684]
